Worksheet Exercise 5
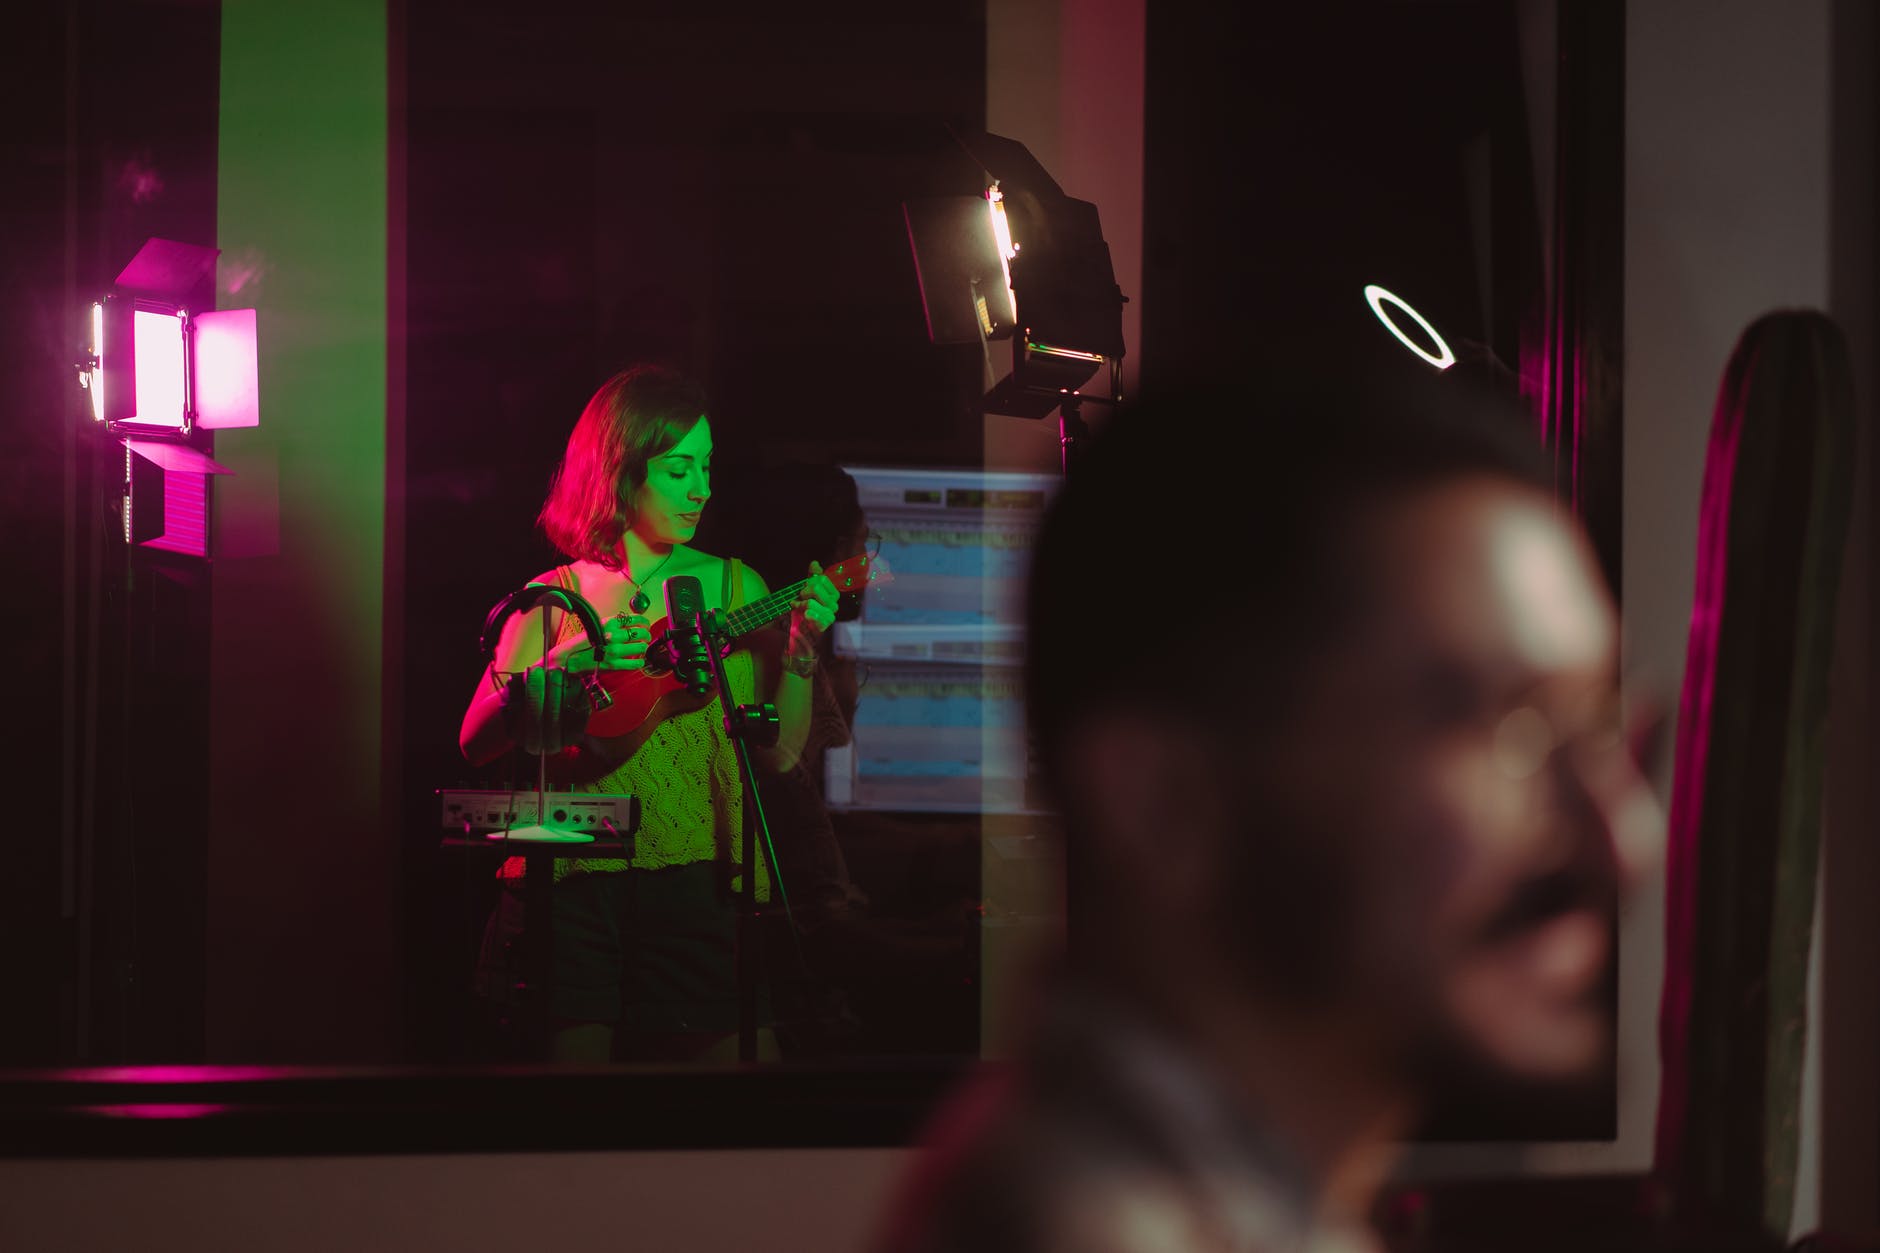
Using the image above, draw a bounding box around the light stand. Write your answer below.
[1053,356,1124,479]
[983,348,1123,480]
[1058,395,1090,479]
[685,604,798,1063]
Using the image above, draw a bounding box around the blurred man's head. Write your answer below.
[1024,367,1658,1103]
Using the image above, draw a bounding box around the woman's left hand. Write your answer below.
[788,560,840,653]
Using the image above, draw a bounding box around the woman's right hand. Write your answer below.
[593,613,651,672]
[540,612,651,674]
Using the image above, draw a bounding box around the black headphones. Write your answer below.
[479,581,608,666]
[479,582,616,750]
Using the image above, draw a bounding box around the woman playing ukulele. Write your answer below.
[459,364,838,1064]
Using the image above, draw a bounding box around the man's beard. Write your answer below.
[1397,828,1627,1140]
[1402,940,1621,1141]
[1215,807,1623,1140]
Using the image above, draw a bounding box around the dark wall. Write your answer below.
[1,0,221,1065]
[1139,4,1608,1141]
[1141,3,1541,392]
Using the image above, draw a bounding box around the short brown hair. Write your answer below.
[537,364,708,568]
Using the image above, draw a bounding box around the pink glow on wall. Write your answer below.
[86,1065,281,1082]
[89,1104,231,1119]
[115,156,166,206]
[132,307,188,428]
[194,307,260,429]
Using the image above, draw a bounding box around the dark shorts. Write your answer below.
[476,861,767,1035]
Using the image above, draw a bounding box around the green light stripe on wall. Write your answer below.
[209,0,393,1060]
[217,0,386,630]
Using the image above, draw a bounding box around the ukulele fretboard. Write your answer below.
[721,578,812,639]
[716,554,878,639]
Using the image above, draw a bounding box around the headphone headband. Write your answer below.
[478,581,608,665]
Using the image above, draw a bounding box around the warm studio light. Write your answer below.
[987,184,1019,327]
[903,186,1017,346]
[904,131,1126,423]
[1364,284,1455,370]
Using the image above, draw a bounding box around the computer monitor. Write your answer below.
[825,465,1059,814]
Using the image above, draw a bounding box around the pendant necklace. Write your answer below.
[626,548,676,614]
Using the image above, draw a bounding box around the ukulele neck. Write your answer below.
[717,576,811,640]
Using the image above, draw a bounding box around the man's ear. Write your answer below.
[1057,713,1235,907]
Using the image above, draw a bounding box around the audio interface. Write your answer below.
[438,788,639,834]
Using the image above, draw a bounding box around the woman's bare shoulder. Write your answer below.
[670,547,767,604]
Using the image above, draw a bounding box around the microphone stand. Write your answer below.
[685,605,791,1063]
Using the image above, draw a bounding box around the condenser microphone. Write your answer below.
[662,573,713,696]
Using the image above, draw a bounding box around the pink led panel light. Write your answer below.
[89,302,105,421]
[121,439,230,559]
[194,308,259,429]
[132,308,188,428]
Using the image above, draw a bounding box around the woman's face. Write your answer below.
[629,417,712,546]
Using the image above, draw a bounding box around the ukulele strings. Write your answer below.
[721,576,814,637]
[720,556,871,638]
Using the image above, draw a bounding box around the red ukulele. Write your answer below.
[557,551,890,780]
